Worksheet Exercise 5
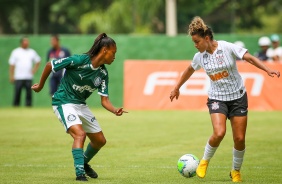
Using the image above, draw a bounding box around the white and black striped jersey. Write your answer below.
[191,40,248,101]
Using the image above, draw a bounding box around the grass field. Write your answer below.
[0,108,281,184]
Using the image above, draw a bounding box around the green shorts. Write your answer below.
[52,103,102,133]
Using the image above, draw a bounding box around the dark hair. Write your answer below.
[51,34,60,41]
[188,16,214,40]
[20,36,28,43]
[85,33,116,57]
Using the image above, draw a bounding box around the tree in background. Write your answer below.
[0,0,281,34]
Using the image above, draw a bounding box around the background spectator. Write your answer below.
[254,36,272,62]
[269,34,282,62]
[234,41,245,48]
[47,34,71,96]
[9,37,41,107]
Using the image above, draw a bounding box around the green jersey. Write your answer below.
[51,54,109,105]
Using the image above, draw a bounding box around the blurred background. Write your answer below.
[0,0,281,108]
[1,0,282,35]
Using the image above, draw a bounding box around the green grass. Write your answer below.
[0,108,281,184]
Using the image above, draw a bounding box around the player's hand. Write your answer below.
[114,108,128,116]
[170,89,180,102]
[31,83,43,92]
[267,69,280,78]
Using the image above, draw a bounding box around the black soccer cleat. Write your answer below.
[84,163,98,178]
[76,174,88,181]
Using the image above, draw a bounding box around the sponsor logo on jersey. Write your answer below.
[208,70,229,81]
[54,57,68,65]
[216,50,223,54]
[72,84,96,93]
[93,77,102,87]
[79,74,85,80]
[101,80,106,93]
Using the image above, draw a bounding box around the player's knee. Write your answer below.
[98,137,107,147]
[213,131,226,141]
[234,136,245,145]
[73,131,86,142]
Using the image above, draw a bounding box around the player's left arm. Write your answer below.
[100,95,128,116]
[243,52,280,78]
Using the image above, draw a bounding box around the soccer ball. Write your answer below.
[177,154,199,178]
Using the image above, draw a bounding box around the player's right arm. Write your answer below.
[31,62,52,92]
[170,64,195,101]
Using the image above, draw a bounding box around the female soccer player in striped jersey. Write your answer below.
[170,17,280,182]
[32,33,127,181]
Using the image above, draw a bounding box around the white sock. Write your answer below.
[232,148,245,171]
[202,141,218,161]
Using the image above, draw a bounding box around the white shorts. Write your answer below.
[52,103,102,133]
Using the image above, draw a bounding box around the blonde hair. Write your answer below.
[188,16,213,40]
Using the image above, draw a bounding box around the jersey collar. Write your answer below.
[90,63,100,70]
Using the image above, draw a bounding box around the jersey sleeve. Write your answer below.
[229,42,248,60]
[51,55,77,72]
[191,52,202,71]
[97,74,109,96]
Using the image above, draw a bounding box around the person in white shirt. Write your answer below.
[9,37,41,107]
[170,16,280,182]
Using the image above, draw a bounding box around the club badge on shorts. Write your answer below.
[211,102,219,110]
[67,114,76,121]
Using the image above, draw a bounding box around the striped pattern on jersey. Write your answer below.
[191,40,248,101]
[50,54,109,105]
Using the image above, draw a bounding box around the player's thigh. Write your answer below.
[210,113,227,135]
[230,116,247,139]
[77,104,102,134]
[86,131,106,147]
[207,99,228,134]
[52,104,82,132]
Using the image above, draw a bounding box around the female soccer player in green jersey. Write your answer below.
[32,33,127,181]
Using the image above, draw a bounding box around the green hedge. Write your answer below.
[0,34,275,107]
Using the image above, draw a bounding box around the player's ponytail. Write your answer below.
[85,33,116,57]
[188,16,213,40]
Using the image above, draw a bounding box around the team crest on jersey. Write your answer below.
[211,102,219,110]
[216,55,224,64]
[67,114,76,121]
[216,50,224,64]
[93,77,102,87]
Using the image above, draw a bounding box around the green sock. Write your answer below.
[84,143,100,163]
[72,148,85,176]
